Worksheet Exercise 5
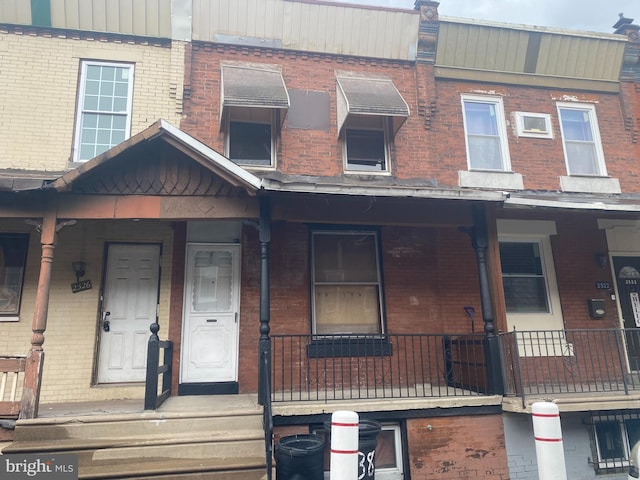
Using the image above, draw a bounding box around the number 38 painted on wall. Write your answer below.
[358,450,375,479]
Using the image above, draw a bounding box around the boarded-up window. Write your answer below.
[312,231,383,335]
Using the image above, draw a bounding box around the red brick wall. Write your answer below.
[182,43,636,193]
[432,80,636,191]
[407,415,508,479]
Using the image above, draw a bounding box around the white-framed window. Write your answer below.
[343,116,389,173]
[226,108,276,168]
[0,234,29,321]
[461,95,511,171]
[498,220,564,336]
[73,61,134,162]
[591,412,640,472]
[515,112,553,138]
[315,423,404,480]
[557,102,606,176]
[311,230,384,335]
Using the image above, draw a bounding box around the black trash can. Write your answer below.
[323,419,382,479]
[357,420,382,480]
[275,433,325,480]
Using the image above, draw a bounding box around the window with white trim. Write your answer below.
[343,116,389,173]
[73,61,134,162]
[311,230,384,335]
[557,103,606,176]
[0,234,29,320]
[314,423,404,480]
[461,95,510,171]
[591,412,640,473]
[498,220,564,337]
[227,108,276,167]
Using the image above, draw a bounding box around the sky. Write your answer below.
[330,0,638,34]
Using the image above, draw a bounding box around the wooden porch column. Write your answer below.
[258,197,271,406]
[19,212,65,419]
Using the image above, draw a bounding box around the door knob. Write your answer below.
[103,320,110,332]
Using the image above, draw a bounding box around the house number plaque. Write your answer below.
[71,279,92,293]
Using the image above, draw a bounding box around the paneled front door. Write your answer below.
[97,243,161,383]
[180,244,240,385]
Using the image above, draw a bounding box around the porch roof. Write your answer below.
[49,119,263,194]
[506,190,640,212]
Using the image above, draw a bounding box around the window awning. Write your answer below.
[336,75,410,137]
[220,64,290,125]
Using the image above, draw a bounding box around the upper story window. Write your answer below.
[336,73,409,175]
[344,116,388,172]
[311,230,384,335]
[0,234,29,320]
[461,95,510,171]
[221,63,289,169]
[557,102,606,176]
[73,61,134,162]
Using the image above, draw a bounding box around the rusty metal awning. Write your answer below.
[336,74,410,137]
[220,63,290,125]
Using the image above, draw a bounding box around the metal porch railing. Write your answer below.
[144,323,173,411]
[271,333,490,402]
[500,328,640,404]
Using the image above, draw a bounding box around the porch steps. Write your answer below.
[3,406,269,479]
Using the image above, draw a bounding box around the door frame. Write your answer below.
[612,254,640,373]
[178,242,241,395]
[93,241,163,385]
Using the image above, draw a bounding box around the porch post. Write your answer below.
[469,204,504,395]
[19,212,61,419]
[258,196,271,406]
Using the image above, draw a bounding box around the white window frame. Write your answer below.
[73,60,134,163]
[343,116,390,174]
[557,102,607,177]
[592,413,640,471]
[225,108,276,169]
[461,94,511,172]
[311,230,385,336]
[515,112,553,138]
[498,220,563,334]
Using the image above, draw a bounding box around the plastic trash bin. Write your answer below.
[358,420,382,480]
[323,419,382,479]
[275,433,325,480]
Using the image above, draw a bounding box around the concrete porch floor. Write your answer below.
[35,393,261,418]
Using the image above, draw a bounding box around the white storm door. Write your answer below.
[181,244,240,384]
[97,244,161,383]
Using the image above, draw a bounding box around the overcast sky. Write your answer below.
[331,0,637,34]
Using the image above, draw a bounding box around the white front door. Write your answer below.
[181,244,240,384]
[97,244,161,383]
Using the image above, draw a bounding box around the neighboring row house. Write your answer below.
[1,0,640,479]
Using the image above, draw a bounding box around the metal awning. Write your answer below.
[336,74,410,137]
[220,63,290,125]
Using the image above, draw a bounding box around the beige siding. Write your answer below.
[0,0,31,25]
[0,220,174,404]
[437,20,626,83]
[48,0,171,38]
[194,0,419,61]
[0,32,185,171]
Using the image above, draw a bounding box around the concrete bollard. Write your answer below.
[532,401,567,480]
[330,410,359,480]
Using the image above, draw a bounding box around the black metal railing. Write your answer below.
[271,333,489,402]
[260,348,273,480]
[500,328,640,404]
[144,323,173,411]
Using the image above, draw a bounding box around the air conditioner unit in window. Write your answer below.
[515,112,552,138]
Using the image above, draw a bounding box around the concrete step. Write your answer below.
[5,401,269,479]
[12,410,263,442]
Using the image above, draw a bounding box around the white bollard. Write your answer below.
[330,410,359,480]
[532,402,567,480]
